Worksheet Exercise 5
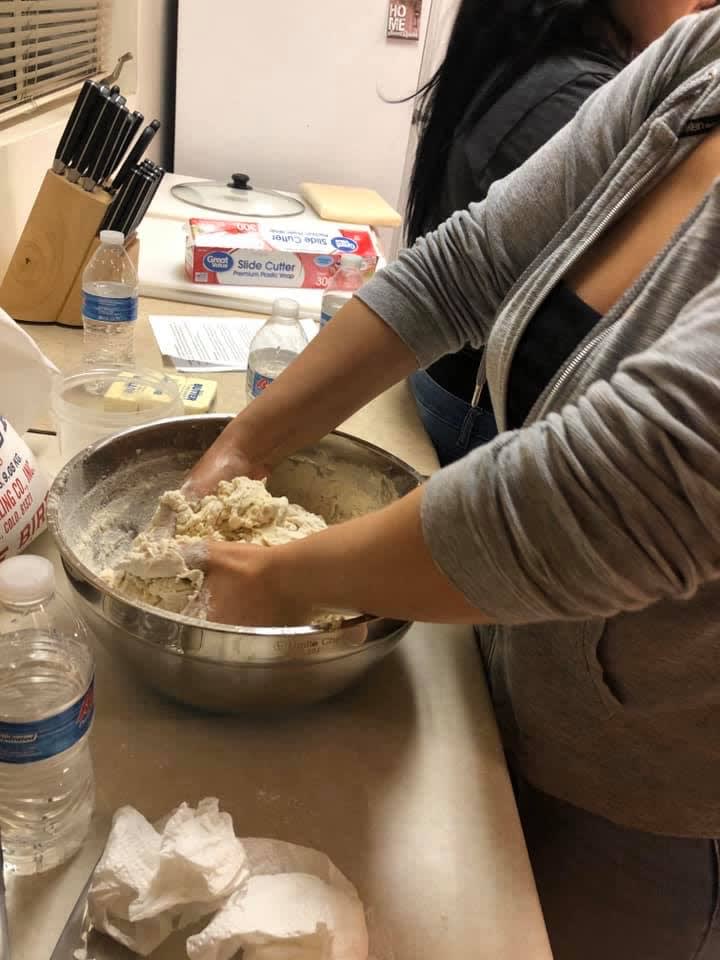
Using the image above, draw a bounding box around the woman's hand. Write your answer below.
[182,439,272,500]
[183,298,417,499]
[201,541,314,627]
[194,488,489,628]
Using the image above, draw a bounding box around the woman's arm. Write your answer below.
[189,14,720,497]
[186,300,417,495]
[201,486,491,627]
[201,275,720,628]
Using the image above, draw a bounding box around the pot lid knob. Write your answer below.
[229,173,252,191]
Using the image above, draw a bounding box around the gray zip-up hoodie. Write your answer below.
[357,10,720,836]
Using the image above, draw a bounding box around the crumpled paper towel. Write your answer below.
[88,798,249,955]
[87,800,370,960]
[0,307,57,435]
[186,873,368,960]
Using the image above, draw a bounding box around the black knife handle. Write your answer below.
[101,167,145,234]
[53,79,98,173]
[130,168,165,236]
[119,168,157,236]
[126,168,165,237]
[110,119,161,193]
[66,89,114,183]
[102,110,144,189]
[55,82,108,175]
[82,102,129,191]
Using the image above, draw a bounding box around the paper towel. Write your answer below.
[87,805,171,955]
[0,307,57,435]
[186,873,369,960]
[88,799,249,956]
[86,800,371,960]
[130,798,249,923]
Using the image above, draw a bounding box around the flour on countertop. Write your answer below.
[102,477,328,619]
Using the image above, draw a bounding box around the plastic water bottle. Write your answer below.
[246,298,308,403]
[82,229,138,365]
[319,254,365,328]
[0,556,95,876]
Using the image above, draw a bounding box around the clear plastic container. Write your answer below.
[246,298,308,403]
[0,555,95,875]
[82,230,139,366]
[50,366,183,460]
[319,254,365,328]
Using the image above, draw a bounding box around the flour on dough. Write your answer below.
[103,476,327,618]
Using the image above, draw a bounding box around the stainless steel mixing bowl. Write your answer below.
[48,416,423,713]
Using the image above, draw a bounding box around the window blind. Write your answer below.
[0,0,110,112]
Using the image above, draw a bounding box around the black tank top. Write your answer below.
[431,283,601,427]
[506,283,602,429]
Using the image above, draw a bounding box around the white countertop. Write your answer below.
[6,309,552,958]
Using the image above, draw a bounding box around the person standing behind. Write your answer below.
[407,0,715,465]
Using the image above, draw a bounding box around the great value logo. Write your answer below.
[331,236,359,254]
[202,251,234,272]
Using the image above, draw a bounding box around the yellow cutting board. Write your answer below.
[299,182,402,228]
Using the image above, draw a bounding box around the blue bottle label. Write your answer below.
[0,675,95,764]
[82,293,138,324]
[248,367,275,398]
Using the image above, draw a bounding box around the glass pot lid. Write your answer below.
[171,173,305,217]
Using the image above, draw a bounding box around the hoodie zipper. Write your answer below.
[503,149,673,427]
[484,61,720,423]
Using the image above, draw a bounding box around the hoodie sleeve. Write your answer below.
[420,279,720,622]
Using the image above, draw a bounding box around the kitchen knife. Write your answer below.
[53,81,111,175]
[135,168,166,230]
[52,78,99,175]
[110,119,161,193]
[81,100,130,192]
[100,166,145,234]
[102,110,144,188]
[117,168,157,236]
[48,866,94,960]
[125,168,165,237]
[66,87,115,183]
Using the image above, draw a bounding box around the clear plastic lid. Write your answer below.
[171,173,306,218]
[99,230,125,246]
[0,555,55,606]
[50,367,184,460]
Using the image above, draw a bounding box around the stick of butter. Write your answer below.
[104,373,217,415]
[164,373,218,414]
[103,378,144,412]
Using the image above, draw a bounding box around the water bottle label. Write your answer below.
[248,367,275,398]
[82,293,137,324]
[0,675,95,764]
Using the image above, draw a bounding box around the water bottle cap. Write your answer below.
[0,555,55,605]
[270,298,300,319]
[99,230,125,246]
[340,254,363,270]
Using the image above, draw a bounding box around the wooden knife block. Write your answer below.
[0,170,139,328]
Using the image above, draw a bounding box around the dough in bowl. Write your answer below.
[103,476,327,619]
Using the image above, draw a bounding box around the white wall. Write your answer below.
[0,0,175,281]
[175,0,430,215]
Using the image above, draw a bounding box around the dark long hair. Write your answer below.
[405,0,630,245]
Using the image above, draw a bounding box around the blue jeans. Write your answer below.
[409,370,498,466]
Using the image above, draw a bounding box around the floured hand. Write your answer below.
[199,541,314,628]
[183,440,271,501]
